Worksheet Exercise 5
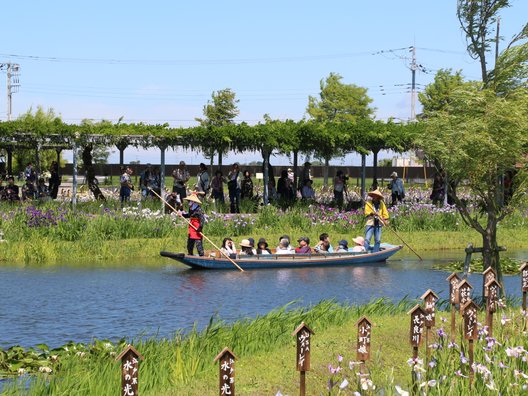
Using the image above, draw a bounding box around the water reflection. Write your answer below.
[0,249,526,349]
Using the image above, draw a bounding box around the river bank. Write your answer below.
[1,228,528,266]
[2,298,525,395]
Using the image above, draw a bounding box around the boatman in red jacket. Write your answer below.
[180,193,205,256]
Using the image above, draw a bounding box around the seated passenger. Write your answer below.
[220,237,237,258]
[314,233,334,253]
[276,238,294,254]
[256,238,272,255]
[335,240,350,253]
[351,236,367,253]
[247,237,258,255]
[239,239,255,256]
[295,236,312,254]
[278,235,293,250]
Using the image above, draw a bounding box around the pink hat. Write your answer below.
[352,236,365,246]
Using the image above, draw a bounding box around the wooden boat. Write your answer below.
[160,244,402,270]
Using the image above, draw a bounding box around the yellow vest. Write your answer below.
[364,200,389,226]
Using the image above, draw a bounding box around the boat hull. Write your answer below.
[160,244,402,270]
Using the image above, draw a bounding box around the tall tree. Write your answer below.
[418,1,528,288]
[195,88,240,166]
[307,73,374,185]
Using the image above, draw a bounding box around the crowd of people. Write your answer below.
[0,161,61,202]
[215,233,368,258]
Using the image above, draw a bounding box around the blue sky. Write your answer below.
[1,1,527,165]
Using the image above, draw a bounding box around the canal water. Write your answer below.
[0,249,526,349]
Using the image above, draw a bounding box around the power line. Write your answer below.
[0,47,418,66]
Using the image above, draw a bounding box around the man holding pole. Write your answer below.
[364,189,389,253]
[179,193,205,256]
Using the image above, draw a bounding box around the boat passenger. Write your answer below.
[247,237,258,255]
[220,238,237,259]
[351,236,367,253]
[295,236,312,254]
[256,238,272,255]
[278,235,294,250]
[314,233,334,253]
[276,238,294,255]
[239,239,255,256]
[335,240,349,253]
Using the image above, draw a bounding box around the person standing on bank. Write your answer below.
[364,188,389,253]
[333,170,347,210]
[48,161,61,199]
[388,172,405,206]
[119,166,134,206]
[227,163,241,213]
[179,193,205,256]
[195,163,210,198]
[172,161,190,200]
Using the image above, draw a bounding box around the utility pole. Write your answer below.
[410,46,417,121]
[0,62,20,121]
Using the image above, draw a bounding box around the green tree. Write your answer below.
[195,88,240,166]
[12,107,66,177]
[307,73,374,186]
[418,69,467,116]
[418,1,528,287]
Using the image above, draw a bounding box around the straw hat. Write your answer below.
[183,193,202,204]
[352,236,365,246]
[240,239,252,248]
[390,171,398,178]
[367,189,384,199]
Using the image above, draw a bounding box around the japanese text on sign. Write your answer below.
[357,319,371,361]
[522,268,528,292]
[410,309,425,346]
[463,303,478,340]
[297,329,310,371]
[219,357,235,395]
[122,356,138,396]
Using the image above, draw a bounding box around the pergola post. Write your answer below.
[35,144,41,184]
[72,139,78,210]
[6,146,13,176]
[361,153,366,203]
[159,144,166,213]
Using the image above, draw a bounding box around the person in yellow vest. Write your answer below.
[364,188,389,253]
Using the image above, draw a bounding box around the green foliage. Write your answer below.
[418,69,466,115]
[433,256,522,274]
[307,72,374,123]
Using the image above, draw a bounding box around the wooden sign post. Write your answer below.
[521,263,528,312]
[293,322,314,396]
[408,305,425,393]
[356,316,372,374]
[447,272,461,342]
[116,345,144,396]
[213,347,237,396]
[420,289,438,363]
[485,279,501,337]
[483,267,497,297]
[462,300,478,385]
[521,263,528,330]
